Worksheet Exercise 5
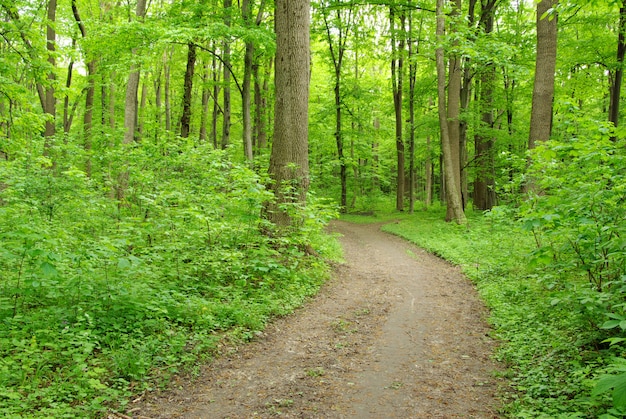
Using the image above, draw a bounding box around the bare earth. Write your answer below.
[130,221,503,418]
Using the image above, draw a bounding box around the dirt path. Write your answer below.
[131,221,502,418]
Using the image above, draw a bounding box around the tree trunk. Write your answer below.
[109,73,116,130]
[43,0,57,156]
[528,0,558,150]
[138,80,147,139]
[180,42,197,138]
[609,1,626,133]
[322,4,352,212]
[436,0,466,224]
[242,0,255,162]
[255,58,271,151]
[267,0,310,227]
[473,0,498,210]
[408,3,418,214]
[444,0,464,221]
[211,46,222,149]
[164,50,172,132]
[221,0,232,149]
[123,0,147,144]
[390,7,405,212]
[199,61,210,143]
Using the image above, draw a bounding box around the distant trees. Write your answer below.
[1,0,625,221]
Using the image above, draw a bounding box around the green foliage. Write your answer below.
[0,144,338,418]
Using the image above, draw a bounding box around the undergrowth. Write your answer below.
[344,204,623,418]
[0,144,340,418]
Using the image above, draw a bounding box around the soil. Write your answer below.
[128,221,504,419]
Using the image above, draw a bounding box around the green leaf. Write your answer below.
[613,379,626,410]
[40,261,58,277]
[117,258,131,269]
[593,373,626,398]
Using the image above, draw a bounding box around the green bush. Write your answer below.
[0,144,339,418]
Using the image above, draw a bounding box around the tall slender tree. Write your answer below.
[390,5,406,212]
[320,0,355,212]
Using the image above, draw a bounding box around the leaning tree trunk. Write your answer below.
[266,0,310,228]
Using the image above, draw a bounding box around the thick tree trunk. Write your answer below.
[267,0,310,227]
[180,42,197,138]
[436,0,466,224]
[528,0,558,150]
[445,0,464,221]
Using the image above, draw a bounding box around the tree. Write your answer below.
[266,0,311,227]
[222,0,233,149]
[180,42,196,138]
[43,0,57,155]
[123,0,148,144]
[609,0,626,133]
[320,0,355,212]
[390,5,406,212]
[528,0,558,150]
[473,0,499,211]
[436,0,466,224]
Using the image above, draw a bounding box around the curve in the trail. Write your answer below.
[131,221,502,419]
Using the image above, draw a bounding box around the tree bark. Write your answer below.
[199,61,210,143]
[180,42,197,138]
[390,7,405,212]
[528,0,558,150]
[43,0,57,156]
[71,0,96,176]
[267,0,310,227]
[436,0,466,224]
[123,0,147,144]
[609,1,626,133]
[221,0,232,149]
[473,0,498,210]
[164,49,172,132]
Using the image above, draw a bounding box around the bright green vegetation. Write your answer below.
[0,145,339,418]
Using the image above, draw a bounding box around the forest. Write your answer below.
[1,0,626,417]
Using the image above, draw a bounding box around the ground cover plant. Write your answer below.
[0,144,339,418]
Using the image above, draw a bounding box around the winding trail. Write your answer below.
[132,221,502,418]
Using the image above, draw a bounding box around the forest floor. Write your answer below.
[128,220,504,418]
